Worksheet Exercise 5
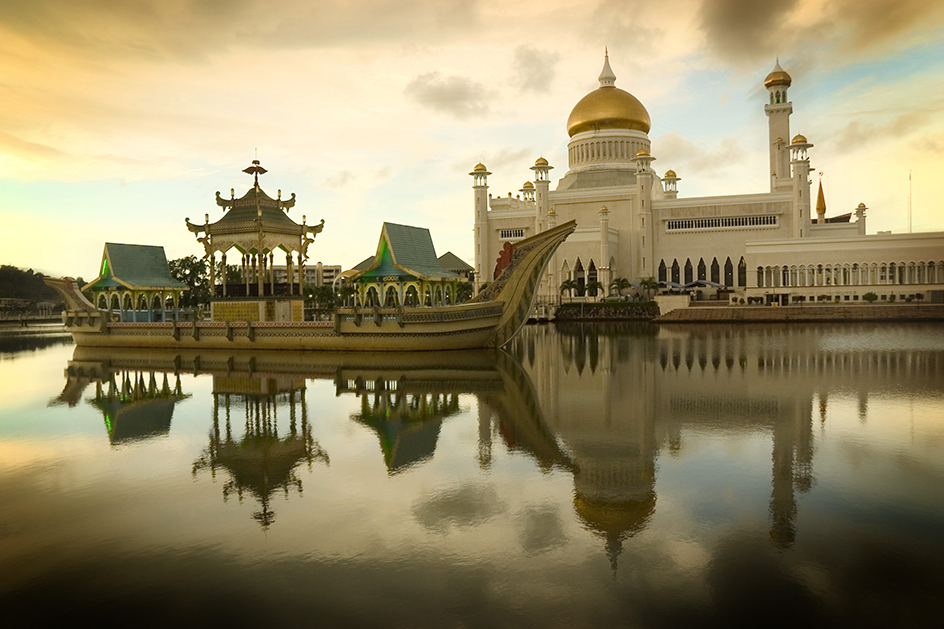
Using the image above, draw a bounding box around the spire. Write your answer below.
[598,49,616,87]
[243,159,268,186]
[816,180,826,213]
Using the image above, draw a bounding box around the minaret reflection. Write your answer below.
[193,375,329,529]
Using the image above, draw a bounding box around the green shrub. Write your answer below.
[862,292,878,303]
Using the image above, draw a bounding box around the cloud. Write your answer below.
[827,110,933,153]
[404,72,492,119]
[696,0,944,68]
[0,0,483,63]
[513,45,560,93]
[585,0,664,54]
[0,131,69,160]
[652,131,748,176]
[412,483,505,532]
[697,0,799,64]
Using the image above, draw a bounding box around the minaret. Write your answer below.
[633,149,656,280]
[599,205,611,292]
[815,180,827,225]
[662,169,680,200]
[789,134,814,238]
[531,157,555,300]
[855,202,868,235]
[764,60,793,193]
[470,162,491,292]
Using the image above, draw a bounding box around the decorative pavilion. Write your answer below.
[83,243,187,322]
[186,160,324,322]
[348,222,467,308]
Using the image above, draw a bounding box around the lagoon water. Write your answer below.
[1,322,943,627]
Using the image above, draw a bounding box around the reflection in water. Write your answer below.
[6,324,942,624]
[193,376,329,529]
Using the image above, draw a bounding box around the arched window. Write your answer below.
[384,286,399,307]
[111,294,121,311]
[738,258,747,287]
[587,261,598,296]
[137,294,148,310]
[684,259,693,284]
[366,286,380,307]
[757,267,764,287]
[561,259,571,281]
[697,258,706,281]
[712,258,721,284]
[658,260,667,283]
[98,294,107,309]
[574,259,586,295]
[434,285,443,306]
[671,259,680,284]
[404,286,419,307]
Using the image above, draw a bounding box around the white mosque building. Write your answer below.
[471,55,944,305]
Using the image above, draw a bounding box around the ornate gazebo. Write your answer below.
[186,160,324,322]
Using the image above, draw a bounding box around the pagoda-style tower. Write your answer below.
[186,160,325,322]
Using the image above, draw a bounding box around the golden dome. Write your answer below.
[568,86,651,137]
[534,157,548,166]
[473,163,487,172]
[574,493,656,536]
[664,169,676,178]
[521,181,534,189]
[857,202,866,208]
[792,134,808,144]
[764,59,792,88]
[635,149,650,157]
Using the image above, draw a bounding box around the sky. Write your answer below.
[2,0,944,278]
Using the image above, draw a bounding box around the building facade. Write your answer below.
[472,55,944,304]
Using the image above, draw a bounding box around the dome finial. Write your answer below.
[599,50,616,87]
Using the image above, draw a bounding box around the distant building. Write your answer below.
[473,54,944,305]
[270,262,342,288]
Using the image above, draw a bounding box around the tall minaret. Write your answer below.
[470,162,491,292]
[764,60,793,193]
[789,134,814,238]
[633,149,656,280]
[531,157,553,232]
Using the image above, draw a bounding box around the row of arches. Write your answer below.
[560,256,615,296]
[770,89,787,104]
[756,261,944,288]
[356,282,458,308]
[569,138,647,166]
[658,257,748,287]
[94,290,183,322]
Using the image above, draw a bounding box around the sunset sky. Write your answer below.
[2,0,943,278]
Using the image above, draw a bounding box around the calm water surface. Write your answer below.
[1,323,943,627]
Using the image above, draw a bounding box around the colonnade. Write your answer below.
[756,260,944,289]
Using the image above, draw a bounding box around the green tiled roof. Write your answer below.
[85,243,187,291]
[213,187,299,228]
[351,223,462,282]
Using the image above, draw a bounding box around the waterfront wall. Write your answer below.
[555,303,659,321]
[657,304,944,323]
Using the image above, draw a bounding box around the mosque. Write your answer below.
[471,55,944,305]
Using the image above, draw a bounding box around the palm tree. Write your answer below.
[559,279,579,303]
[638,277,659,301]
[586,280,605,300]
[456,282,474,303]
[609,276,631,297]
[338,283,356,307]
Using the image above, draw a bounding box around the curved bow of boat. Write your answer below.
[44,276,106,330]
[472,219,576,346]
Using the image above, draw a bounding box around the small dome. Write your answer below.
[792,134,808,144]
[521,181,534,189]
[857,202,867,208]
[764,59,792,88]
[473,163,487,172]
[664,169,676,178]
[534,157,548,166]
[635,149,650,158]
